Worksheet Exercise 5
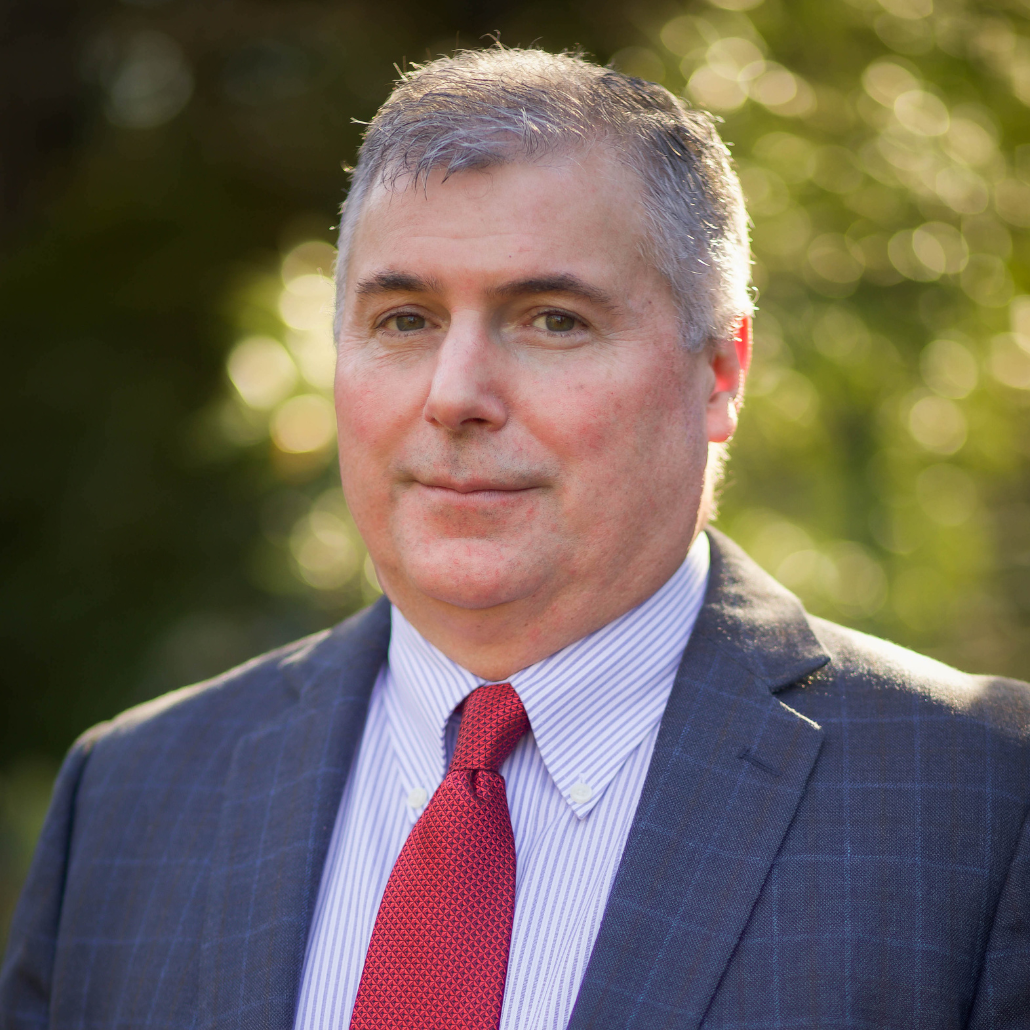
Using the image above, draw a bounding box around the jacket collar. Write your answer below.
[691,527,830,693]
[198,598,390,1030]
[199,529,830,1030]
[568,528,830,1030]
[278,595,392,700]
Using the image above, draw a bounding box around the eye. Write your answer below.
[532,311,581,333]
[383,313,427,332]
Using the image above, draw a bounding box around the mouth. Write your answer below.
[413,481,541,506]
[416,476,538,495]
[402,470,549,509]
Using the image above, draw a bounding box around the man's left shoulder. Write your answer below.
[802,614,1030,749]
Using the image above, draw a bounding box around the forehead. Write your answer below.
[344,148,654,290]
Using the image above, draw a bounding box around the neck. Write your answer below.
[383,532,703,681]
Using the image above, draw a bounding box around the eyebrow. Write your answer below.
[489,274,613,307]
[353,270,441,296]
[352,269,614,308]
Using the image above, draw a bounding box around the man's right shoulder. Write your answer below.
[74,598,392,765]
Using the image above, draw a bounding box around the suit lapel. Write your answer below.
[569,531,829,1030]
[198,599,391,1030]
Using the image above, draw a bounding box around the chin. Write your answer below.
[395,545,548,611]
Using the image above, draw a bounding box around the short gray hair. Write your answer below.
[335,46,751,350]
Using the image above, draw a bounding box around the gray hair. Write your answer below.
[334,46,752,350]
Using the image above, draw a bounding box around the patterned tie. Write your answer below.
[350,681,530,1030]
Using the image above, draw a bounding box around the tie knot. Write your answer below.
[450,683,529,773]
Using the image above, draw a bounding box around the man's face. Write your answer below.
[336,148,738,628]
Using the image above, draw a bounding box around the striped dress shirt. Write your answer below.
[294,531,711,1030]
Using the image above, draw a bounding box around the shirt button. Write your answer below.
[406,787,428,809]
[569,782,592,804]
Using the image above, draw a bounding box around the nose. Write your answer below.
[422,315,508,432]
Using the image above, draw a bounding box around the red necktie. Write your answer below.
[350,682,530,1030]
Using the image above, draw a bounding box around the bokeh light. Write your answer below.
[228,336,298,410]
[5,0,1030,948]
[196,1,1030,670]
[271,394,336,454]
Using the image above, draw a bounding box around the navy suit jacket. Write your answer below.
[2,530,1029,1029]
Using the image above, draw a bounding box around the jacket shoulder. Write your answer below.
[807,614,1030,744]
[78,598,391,760]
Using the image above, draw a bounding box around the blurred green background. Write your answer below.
[3,0,1029,946]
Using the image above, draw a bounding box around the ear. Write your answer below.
[705,314,752,444]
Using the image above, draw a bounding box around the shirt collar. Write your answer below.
[384,531,710,818]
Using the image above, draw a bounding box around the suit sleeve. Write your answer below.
[966,804,1030,1029]
[0,731,98,1029]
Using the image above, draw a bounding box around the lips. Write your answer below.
[416,477,536,494]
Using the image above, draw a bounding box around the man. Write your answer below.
[2,47,1028,1030]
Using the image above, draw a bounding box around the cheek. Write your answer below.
[334,350,423,454]
[591,380,706,543]
[526,358,699,496]
[334,365,414,514]
[335,377,385,452]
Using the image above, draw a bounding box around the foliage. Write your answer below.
[2,0,1029,944]
[657,0,1030,676]
[209,0,1030,677]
